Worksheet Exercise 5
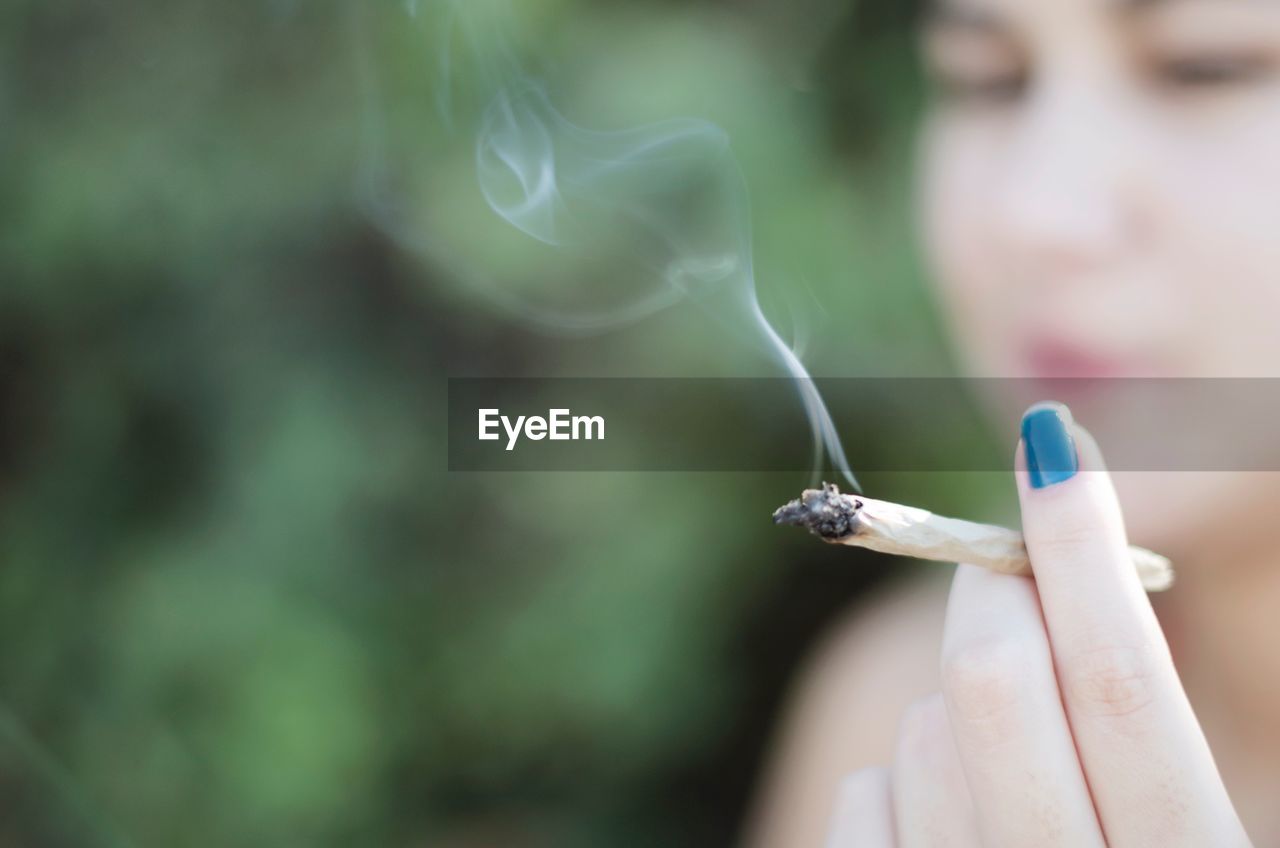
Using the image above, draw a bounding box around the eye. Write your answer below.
[922,28,1029,107]
[1152,52,1274,90]
[931,70,1029,105]
[947,73,1034,103]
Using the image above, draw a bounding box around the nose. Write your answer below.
[994,77,1140,276]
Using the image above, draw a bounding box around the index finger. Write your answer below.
[1016,402,1248,846]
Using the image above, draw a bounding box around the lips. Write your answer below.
[1024,341,1155,380]
[1015,340,1165,415]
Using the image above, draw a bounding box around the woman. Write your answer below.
[750,0,1280,844]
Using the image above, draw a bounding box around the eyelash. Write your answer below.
[1152,53,1273,90]
[929,52,1273,107]
[930,72,1027,105]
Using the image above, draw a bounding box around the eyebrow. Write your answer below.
[926,2,1004,32]
[930,0,1270,22]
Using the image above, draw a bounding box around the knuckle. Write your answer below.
[941,639,1034,739]
[1028,513,1097,559]
[837,766,889,800]
[895,693,947,756]
[1060,642,1158,720]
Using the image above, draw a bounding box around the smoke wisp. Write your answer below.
[369,0,860,490]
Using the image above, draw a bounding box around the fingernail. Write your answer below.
[1021,401,1078,488]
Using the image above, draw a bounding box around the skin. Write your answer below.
[748,0,1280,843]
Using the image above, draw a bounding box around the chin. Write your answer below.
[1111,471,1280,569]
[1110,472,1206,555]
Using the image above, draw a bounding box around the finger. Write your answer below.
[1016,402,1249,845]
[825,767,895,848]
[941,564,1104,847]
[890,693,981,848]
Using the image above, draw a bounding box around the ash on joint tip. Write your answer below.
[772,482,862,540]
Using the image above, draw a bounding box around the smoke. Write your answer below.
[364,0,859,491]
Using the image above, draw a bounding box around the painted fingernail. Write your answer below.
[1021,401,1078,489]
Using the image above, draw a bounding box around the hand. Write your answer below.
[824,403,1252,847]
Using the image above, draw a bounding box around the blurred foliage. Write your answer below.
[0,1,1007,846]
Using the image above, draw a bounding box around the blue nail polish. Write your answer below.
[1022,402,1078,488]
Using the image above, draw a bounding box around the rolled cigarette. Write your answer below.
[773,483,1174,592]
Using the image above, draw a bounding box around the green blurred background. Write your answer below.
[0,1,1011,845]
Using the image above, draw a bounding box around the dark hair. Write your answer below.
[813,0,928,161]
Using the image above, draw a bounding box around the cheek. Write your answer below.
[918,123,1017,373]
[1152,109,1280,375]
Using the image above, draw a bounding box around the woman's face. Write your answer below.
[918,0,1280,554]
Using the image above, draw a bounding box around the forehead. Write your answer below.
[930,0,1260,24]
[923,0,1203,44]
